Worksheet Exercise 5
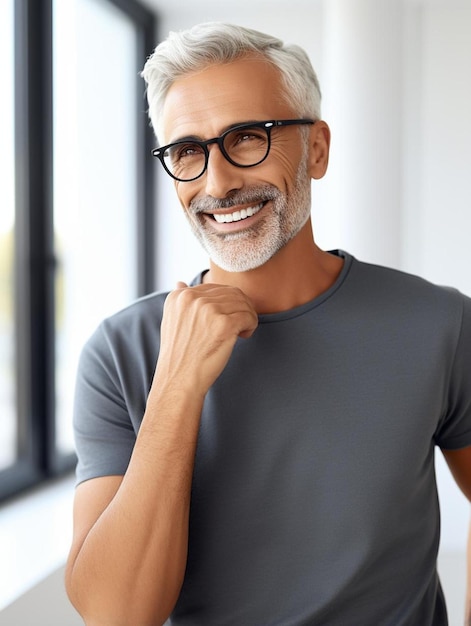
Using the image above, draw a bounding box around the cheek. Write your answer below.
[176,181,197,212]
[265,149,303,193]
[269,141,304,176]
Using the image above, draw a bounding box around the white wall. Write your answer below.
[405,4,471,295]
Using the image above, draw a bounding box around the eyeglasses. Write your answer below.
[152,118,315,182]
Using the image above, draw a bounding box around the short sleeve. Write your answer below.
[73,323,136,485]
[435,292,471,449]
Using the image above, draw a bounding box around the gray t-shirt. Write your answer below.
[73,251,471,625]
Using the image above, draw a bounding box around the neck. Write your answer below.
[203,220,344,314]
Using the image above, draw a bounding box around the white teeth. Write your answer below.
[213,202,263,224]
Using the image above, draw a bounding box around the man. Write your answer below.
[65,22,471,626]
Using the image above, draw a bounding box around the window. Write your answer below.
[0,0,156,501]
[0,0,16,475]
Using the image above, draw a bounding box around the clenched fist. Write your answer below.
[154,282,259,397]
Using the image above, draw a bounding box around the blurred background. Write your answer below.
[0,0,469,623]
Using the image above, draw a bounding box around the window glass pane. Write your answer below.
[53,0,139,456]
[0,0,17,471]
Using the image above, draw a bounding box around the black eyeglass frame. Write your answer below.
[152,118,315,182]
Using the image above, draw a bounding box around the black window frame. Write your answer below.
[0,0,156,502]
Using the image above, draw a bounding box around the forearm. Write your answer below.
[66,387,204,626]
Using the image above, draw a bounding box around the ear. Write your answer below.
[308,121,331,180]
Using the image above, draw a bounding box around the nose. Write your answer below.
[203,144,245,198]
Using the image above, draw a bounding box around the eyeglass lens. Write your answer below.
[164,125,270,181]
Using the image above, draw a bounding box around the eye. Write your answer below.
[225,128,268,155]
[233,129,266,144]
[168,142,205,162]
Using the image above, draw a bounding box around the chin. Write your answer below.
[207,240,283,273]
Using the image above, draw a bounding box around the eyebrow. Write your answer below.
[168,119,266,145]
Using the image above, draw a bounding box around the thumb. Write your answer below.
[175,281,189,289]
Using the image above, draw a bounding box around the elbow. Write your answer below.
[65,564,174,626]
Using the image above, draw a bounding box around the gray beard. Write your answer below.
[186,160,312,272]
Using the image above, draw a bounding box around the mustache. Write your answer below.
[190,184,280,214]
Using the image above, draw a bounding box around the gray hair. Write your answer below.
[141,22,322,140]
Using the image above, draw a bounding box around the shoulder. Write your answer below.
[347,254,469,316]
[93,269,207,342]
[80,290,170,366]
[104,290,170,335]
[101,290,169,336]
[334,253,471,355]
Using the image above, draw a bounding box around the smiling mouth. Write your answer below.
[210,202,264,224]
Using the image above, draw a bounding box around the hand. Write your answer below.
[154,281,258,396]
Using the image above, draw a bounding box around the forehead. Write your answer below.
[160,56,293,143]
